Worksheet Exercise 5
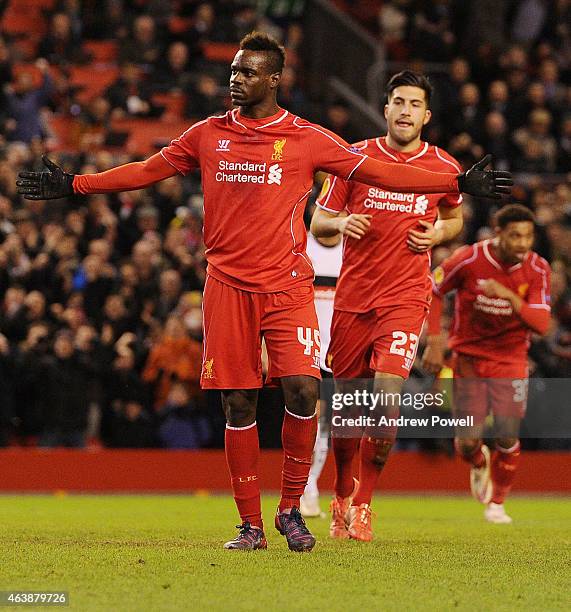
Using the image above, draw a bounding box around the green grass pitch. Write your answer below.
[1,494,569,611]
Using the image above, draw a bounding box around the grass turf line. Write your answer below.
[0,495,569,611]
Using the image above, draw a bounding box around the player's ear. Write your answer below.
[494,225,501,237]
[423,109,432,125]
[383,104,389,120]
[270,71,281,89]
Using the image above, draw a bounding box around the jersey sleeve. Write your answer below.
[435,148,463,208]
[299,119,367,180]
[315,174,351,214]
[160,119,207,175]
[527,254,551,310]
[432,244,476,296]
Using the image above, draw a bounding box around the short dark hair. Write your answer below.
[495,204,536,229]
[239,31,286,74]
[386,70,433,105]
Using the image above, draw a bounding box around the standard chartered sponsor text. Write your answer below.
[216,160,268,183]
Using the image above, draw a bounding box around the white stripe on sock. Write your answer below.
[284,406,317,420]
[225,421,257,431]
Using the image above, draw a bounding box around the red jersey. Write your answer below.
[433,240,551,363]
[161,108,369,292]
[316,137,462,312]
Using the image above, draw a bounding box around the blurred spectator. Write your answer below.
[119,14,162,68]
[483,112,512,169]
[106,63,158,119]
[0,332,14,445]
[186,74,224,118]
[151,42,194,92]
[512,109,558,172]
[155,269,182,321]
[108,400,156,448]
[157,381,211,449]
[277,66,309,117]
[38,12,84,66]
[410,0,455,62]
[5,59,53,143]
[322,101,361,143]
[449,83,485,142]
[378,0,412,61]
[142,314,202,409]
[39,329,98,447]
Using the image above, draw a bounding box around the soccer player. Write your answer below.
[16,35,511,552]
[311,71,470,542]
[300,227,343,518]
[421,205,551,524]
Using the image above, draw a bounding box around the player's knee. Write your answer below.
[283,376,318,417]
[222,391,257,427]
[495,437,519,452]
[454,437,481,459]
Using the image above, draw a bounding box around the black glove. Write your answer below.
[16,155,75,200]
[457,155,513,199]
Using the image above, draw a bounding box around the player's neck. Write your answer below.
[490,239,519,266]
[237,100,281,120]
[385,133,422,153]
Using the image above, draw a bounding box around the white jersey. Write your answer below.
[306,232,343,371]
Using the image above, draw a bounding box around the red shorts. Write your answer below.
[328,304,428,379]
[201,276,321,389]
[453,353,529,424]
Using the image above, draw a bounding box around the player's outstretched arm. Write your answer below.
[353,154,512,198]
[17,153,177,200]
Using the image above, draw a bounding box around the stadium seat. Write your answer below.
[151,92,187,121]
[202,43,239,63]
[110,118,192,155]
[69,65,120,103]
[1,0,52,37]
[82,40,119,64]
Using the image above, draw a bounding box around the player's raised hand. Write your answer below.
[407,220,442,253]
[16,155,75,200]
[421,337,445,375]
[337,213,372,240]
[456,155,513,199]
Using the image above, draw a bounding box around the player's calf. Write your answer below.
[490,439,521,506]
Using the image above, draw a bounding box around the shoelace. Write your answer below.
[285,508,313,540]
[234,521,259,544]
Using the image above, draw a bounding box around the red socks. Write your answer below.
[352,436,394,506]
[279,408,318,512]
[225,422,263,529]
[332,437,360,498]
[491,441,521,504]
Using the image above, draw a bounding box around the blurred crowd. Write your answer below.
[0,0,569,448]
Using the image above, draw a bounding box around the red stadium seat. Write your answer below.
[46,115,82,151]
[151,92,187,121]
[110,118,191,155]
[202,42,239,63]
[1,0,52,37]
[69,65,120,103]
[83,40,119,64]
